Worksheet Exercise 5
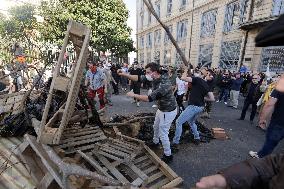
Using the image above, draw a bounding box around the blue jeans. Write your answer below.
[173,105,204,144]
[219,88,229,102]
[258,122,284,158]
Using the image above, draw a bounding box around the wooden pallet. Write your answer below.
[0,91,26,115]
[37,20,91,144]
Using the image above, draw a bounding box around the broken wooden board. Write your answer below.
[37,20,91,145]
[16,134,121,189]
[0,91,26,115]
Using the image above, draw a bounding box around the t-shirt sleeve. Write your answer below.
[270,89,280,99]
[191,77,197,85]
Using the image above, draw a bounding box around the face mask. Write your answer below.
[194,73,200,77]
[91,66,97,73]
[146,74,153,81]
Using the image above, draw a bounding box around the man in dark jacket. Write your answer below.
[229,73,243,109]
[238,74,262,125]
[217,71,231,104]
[195,153,284,189]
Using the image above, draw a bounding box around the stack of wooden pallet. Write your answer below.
[15,20,183,189]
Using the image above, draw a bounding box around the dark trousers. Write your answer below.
[176,94,185,113]
[205,102,212,114]
[258,122,284,158]
[219,88,229,102]
[240,99,257,121]
[111,81,119,94]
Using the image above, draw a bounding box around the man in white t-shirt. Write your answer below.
[175,70,188,114]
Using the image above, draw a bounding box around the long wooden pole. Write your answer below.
[142,0,189,67]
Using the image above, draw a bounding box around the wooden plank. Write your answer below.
[161,177,183,188]
[143,144,177,180]
[24,135,65,188]
[62,129,103,139]
[77,150,114,179]
[109,139,138,151]
[97,144,130,158]
[53,76,70,92]
[69,21,88,37]
[60,132,104,144]
[58,135,106,148]
[131,178,144,187]
[64,126,100,134]
[133,155,149,164]
[149,178,169,189]
[143,166,159,175]
[146,172,164,184]
[97,151,125,162]
[110,139,138,150]
[129,164,148,180]
[106,143,134,154]
[94,153,129,184]
[136,160,153,170]
[37,173,61,189]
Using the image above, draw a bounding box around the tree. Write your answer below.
[0,4,40,64]
[142,0,189,67]
[39,0,135,58]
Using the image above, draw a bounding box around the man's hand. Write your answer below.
[258,120,267,130]
[196,174,227,189]
[126,91,135,98]
[117,69,123,76]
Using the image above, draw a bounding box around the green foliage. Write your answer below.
[39,0,135,57]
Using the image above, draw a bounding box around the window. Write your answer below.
[175,48,186,66]
[164,25,173,44]
[260,47,284,73]
[223,1,241,33]
[272,0,284,16]
[201,9,217,37]
[147,52,152,63]
[180,0,187,9]
[177,19,188,41]
[219,40,241,71]
[140,36,144,48]
[164,50,171,65]
[140,14,144,29]
[140,52,144,65]
[239,0,249,23]
[198,44,213,68]
[154,29,161,46]
[154,50,160,64]
[155,1,161,18]
[148,10,151,25]
[146,32,152,48]
[167,0,173,15]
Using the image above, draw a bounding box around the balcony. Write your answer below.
[239,15,279,30]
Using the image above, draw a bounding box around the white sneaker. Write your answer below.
[152,104,157,108]
[249,151,259,158]
[137,102,140,107]
[131,100,136,104]
[216,100,220,103]
[224,102,228,105]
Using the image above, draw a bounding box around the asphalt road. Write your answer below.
[103,89,284,188]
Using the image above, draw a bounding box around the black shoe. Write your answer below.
[171,144,179,153]
[147,142,160,149]
[237,118,244,120]
[193,139,201,145]
[161,154,173,163]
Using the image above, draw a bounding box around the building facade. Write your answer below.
[136,0,284,73]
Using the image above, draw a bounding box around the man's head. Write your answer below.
[145,62,161,81]
[88,62,97,73]
[235,72,241,79]
[205,69,215,81]
[252,74,260,84]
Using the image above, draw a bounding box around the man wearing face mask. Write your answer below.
[172,68,215,151]
[85,62,106,111]
[117,62,177,163]
[129,62,143,107]
[238,74,263,125]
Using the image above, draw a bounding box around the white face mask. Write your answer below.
[146,74,153,81]
[194,73,200,77]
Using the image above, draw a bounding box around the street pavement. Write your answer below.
[104,89,284,188]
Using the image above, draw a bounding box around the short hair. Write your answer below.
[145,62,160,73]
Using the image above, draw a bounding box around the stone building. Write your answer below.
[136,0,284,73]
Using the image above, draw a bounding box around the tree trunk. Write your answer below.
[142,0,189,67]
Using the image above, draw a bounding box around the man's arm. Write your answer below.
[196,153,284,189]
[181,70,193,83]
[204,92,215,102]
[259,95,277,129]
[118,71,139,82]
[126,91,149,102]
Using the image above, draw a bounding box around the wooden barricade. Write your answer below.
[37,20,91,144]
